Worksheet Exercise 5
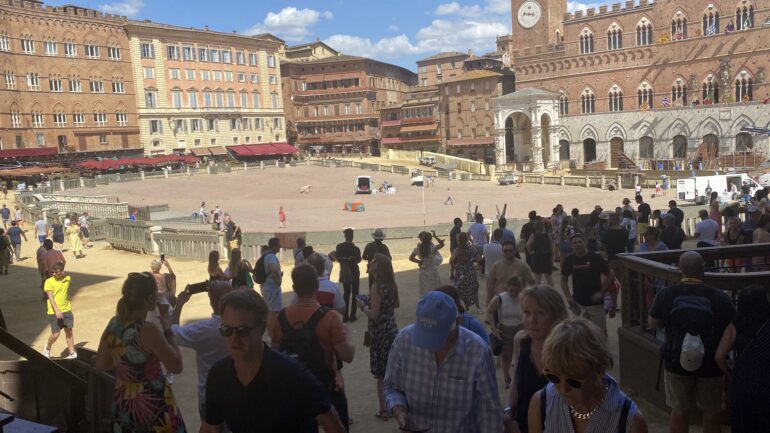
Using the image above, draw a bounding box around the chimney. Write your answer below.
[467,48,473,57]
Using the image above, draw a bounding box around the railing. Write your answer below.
[155,232,222,261]
[104,218,153,253]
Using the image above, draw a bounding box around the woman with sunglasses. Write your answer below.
[504,285,568,433]
[95,272,187,433]
[528,318,648,433]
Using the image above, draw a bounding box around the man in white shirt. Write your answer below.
[291,253,346,316]
[468,213,490,274]
[694,209,720,270]
[483,229,504,277]
[34,217,48,245]
[171,280,233,421]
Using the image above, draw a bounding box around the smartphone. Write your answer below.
[160,253,166,263]
[356,294,370,305]
[187,281,209,294]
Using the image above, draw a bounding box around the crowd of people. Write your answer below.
[6,181,770,433]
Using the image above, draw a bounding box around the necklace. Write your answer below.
[569,385,608,421]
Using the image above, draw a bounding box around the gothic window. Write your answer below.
[736,4,754,30]
[671,80,688,105]
[639,136,654,159]
[735,72,753,102]
[559,92,569,115]
[703,10,720,35]
[579,29,594,54]
[581,89,595,114]
[608,85,623,112]
[636,19,653,46]
[607,24,622,50]
[637,83,654,109]
[671,14,688,40]
[702,78,720,103]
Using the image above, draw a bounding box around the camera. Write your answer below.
[187,281,209,294]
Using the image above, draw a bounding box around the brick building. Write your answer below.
[416,51,469,87]
[282,55,417,155]
[380,86,441,152]
[124,21,286,156]
[281,39,339,63]
[493,0,770,170]
[0,0,141,159]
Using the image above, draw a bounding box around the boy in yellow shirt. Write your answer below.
[43,262,76,359]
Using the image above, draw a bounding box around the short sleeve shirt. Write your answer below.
[44,275,72,315]
[261,253,281,289]
[561,252,608,306]
[35,220,48,237]
[468,223,489,247]
[637,203,652,224]
[205,347,331,433]
[695,219,720,245]
[0,208,9,220]
[449,226,462,251]
[7,226,22,244]
[602,228,628,260]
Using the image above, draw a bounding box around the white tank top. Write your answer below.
[498,291,522,327]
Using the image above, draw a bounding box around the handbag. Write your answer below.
[489,331,503,356]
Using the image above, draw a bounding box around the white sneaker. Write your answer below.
[66,352,77,360]
[42,347,50,358]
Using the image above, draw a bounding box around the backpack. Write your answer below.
[252,252,274,284]
[278,307,333,387]
[666,293,715,373]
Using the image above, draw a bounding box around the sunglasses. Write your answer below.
[503,249,516,253]
[219,325,257,338]
[543,371,585,389]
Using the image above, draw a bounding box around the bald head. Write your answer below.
[679,251,704,278]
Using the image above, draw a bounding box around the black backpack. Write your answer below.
[665,292,716,374]
[252,252,273,284]
[278,307,333,387]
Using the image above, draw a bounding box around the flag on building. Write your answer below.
[639,102,649,112]
[706,23,717,35]
[743,15,752,29]
[661,96,671,107]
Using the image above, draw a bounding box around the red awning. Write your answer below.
[208,146,228,156]
[190,148,212,157]
[0,147,58,158]
[75,155,199,171]
[227,145,254,156]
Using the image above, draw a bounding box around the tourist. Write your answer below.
[695,209,719,248]
[621,198,636,219]
[384,291,502,433]
[468,212,490,259]
[449,217,463,279]
[40,239,65,289]
[499,217,517,243]
[620,209,637,253]
[278,206,286,229]
[149,258,176,308]
[202,289,346,433]
[66,219,84,259]
[739,205,762,245]
[259,237,283,324]
[6,220,26,262]
[357,253,400,421]
[171,280,233,421]
[655,181,662,196]
[294,237,307,265]
[483,229,504,276]
[34,215,48,245]
[435,285,487,341]
[503,285,569,433]
[584,208,600,252]
[715,285,770,433]
[295,253,346,315]
[363,228,390,288]
[444,187,453,205]
[450,232,481,310]
[1,185,6,201]
[639,227,668,252]
[408,230,445,296]
[528,318,648,433]
[222,214,241,253]
[0,204,9,229]
[0,229,10,274]
[520,211,539,265]
[486,240,535,306]
[635,182,642,198]
[751,214,770,271]
[129,209,138,221]
[527,219,554,285]
[602,213,628,281]
[486,276,525,388]
[558,215,577,263]
[271,263,355,430]
[561,233,613,334]
[208,250,226,281]
[649,251,734,433]
[42,262,76,358]
[224,248,253,289]
[660,214,686,250]
[721,217,743,271]
[708,191,721,233]
[668,200,684,228]
[550,205,566,261]
[13,205,22,227]
[636,195,652,243]
[50,216,64,251]
[78,212,91,248]
[335,228,361,322]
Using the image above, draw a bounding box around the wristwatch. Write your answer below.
[503,406,513,417]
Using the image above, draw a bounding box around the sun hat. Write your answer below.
[412,291,458,351]
[371,228,386,240]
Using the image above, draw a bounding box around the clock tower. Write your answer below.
[508,0,567,57]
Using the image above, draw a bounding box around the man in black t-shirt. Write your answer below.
[661,214,686,249]
[648,252,734,433]
[519,211,538,265]
[636,195,652,242]
[335,228,362,322]
[202,290,345,433]
[601,213,628,284]
[667,200,684,228]
[561,233,613,334]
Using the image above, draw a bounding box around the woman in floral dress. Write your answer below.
[359,253,399,420]
[95,272,186,433]
[450,232,480,309]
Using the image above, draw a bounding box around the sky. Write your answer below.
[44,0,619,71]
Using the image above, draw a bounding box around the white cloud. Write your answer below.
[244,7,333,42]
[567,1,604,12]
[98,0,143,17]
[388,24,400,32]
[435,2,482,18]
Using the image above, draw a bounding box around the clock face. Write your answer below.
[517,0,542,29]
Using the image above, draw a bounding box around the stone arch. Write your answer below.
[730,114,754,135]
[635,120,655,140]
[580,124,598,141]
[606,122,627,141]
[666,118,690,138]
[697,117,722,137]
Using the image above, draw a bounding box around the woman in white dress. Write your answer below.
[409,231,445,297]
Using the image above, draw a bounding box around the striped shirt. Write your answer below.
[384,325,503,433]
[543,374,637,433]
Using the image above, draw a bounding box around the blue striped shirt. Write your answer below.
[384,325,503,433]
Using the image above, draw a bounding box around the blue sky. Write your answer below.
[45,0,617,71]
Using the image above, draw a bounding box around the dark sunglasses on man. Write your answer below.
[219,324,257,338]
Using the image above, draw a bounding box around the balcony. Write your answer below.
[295,113,378,124]
[381,119,402,128]
[297,132,374,145]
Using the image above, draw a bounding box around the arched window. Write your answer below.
[671,79,688,106]
[559,92,569,115]
[581,89,595,114]
[579,29,594,54]
[673,135,688,158]
[559,139,570,160]
[735,72,753,102]
[608,85,623,112]
[736,3,754,30]
[636,18,653,46]
[703,78,720,104]
[639,136,654,159]
[735,132,753,151]
[607,24,623,50]
[637,82,654,109]
[671,11,688,40]
[703,10,720,35]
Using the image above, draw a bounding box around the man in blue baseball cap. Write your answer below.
[383,291,502,433]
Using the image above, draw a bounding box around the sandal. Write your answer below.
[375,411,389,421]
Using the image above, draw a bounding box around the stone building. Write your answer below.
[493,0,770,171]
[282,55,417,155]
[416,52,469,87]
[281,39,339,63]
[0,0,141,158]
[380,86,441,152]
[124,21,286,156]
